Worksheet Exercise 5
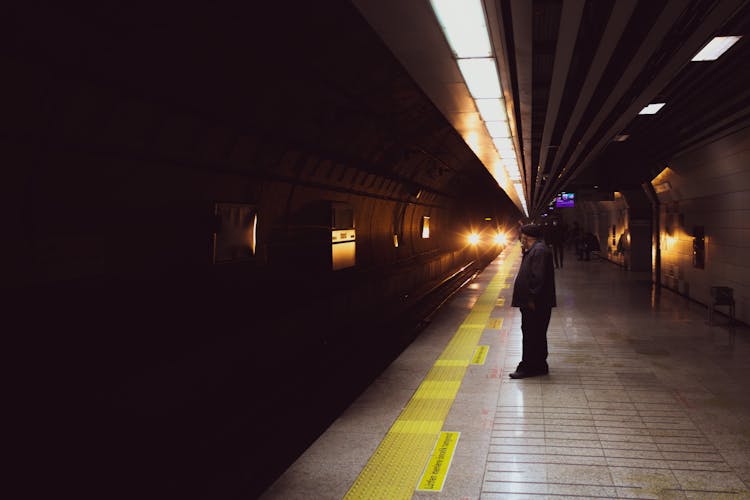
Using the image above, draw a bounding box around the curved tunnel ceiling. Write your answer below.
[354,0,750,218]
[8,2,520,219]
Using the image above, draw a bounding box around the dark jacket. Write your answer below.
[512,240,556,308]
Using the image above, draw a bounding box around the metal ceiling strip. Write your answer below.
[537,0,638,209]
[533,0,585,214]
[509,0,534,205]
[546,0,688,193]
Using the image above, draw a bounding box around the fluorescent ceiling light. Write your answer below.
[475,99,505,121]
[492,137,514,151]
[430,0,491,58]
[504,158,520,173]
[638,103,666,115]
[457,58,502,98]
[692,36,742,61]
[485,121,510,138]
[507,170,522,181]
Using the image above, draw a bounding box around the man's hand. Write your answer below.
[527,300,536,311]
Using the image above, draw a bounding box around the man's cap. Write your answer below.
[520,223,543,238]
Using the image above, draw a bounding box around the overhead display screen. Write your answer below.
[555,192,575,208]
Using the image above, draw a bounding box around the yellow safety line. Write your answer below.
[344,249,519,499]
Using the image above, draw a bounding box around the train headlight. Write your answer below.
[494,232,507,245]
[468,233,480,245]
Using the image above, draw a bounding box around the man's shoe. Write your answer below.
[509,368,548,379]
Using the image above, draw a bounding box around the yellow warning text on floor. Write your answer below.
[488,318,504,329]
[471,345,489,365]
[496,297,505,307]
[417,431,461,492]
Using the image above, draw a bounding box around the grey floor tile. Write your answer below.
[493,430,546,439]
[481,480,548,495]
[601,440,659,451]
[664,460,735,471]
[672,469,750,494]
[606,456,673,469]
[545,463,613,485]
[413,471,483,499]
[545,445,605,457]
[616,486,688,499]
[489,444,546,455]
[661,450,725,461]
[545,430,602,441]
[488,452,608,466]
[261,460,357,499]
[491,436,546,446]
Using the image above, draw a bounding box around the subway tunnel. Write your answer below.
[6,1,750,498]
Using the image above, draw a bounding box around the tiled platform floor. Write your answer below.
[263,247,750,499]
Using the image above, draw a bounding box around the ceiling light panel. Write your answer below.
[457,58,502,98]
[514,182,527,207]
[430,0,492,58]
[638,103,666,115]
[475,99,505,121]
[429,0,523,214]
[485,121,511,137]
[492,137,514,151]
[692,36,742,61]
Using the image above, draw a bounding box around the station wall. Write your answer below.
[654,126,750,325]
[566,126,750,325]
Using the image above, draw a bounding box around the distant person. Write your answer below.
[579,232,600,261]
[548,220,564,269]
[509,224,556,379]
[569,221,582,252]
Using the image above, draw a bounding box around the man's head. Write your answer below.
[520,223,543,250]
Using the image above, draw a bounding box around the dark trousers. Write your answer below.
[552,243,564,268]
[519,306,551,371]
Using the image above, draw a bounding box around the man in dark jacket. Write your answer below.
[510,223,556,379]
